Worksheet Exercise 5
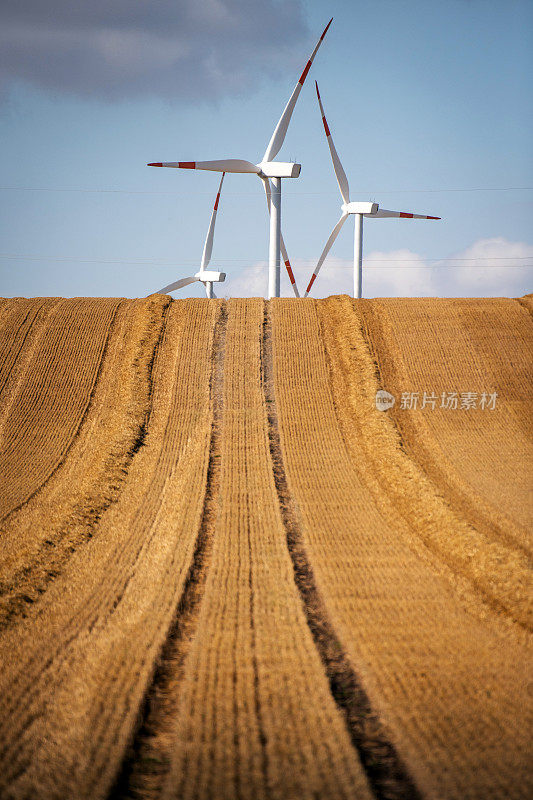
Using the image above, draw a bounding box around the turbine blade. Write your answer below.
[315,81,350,204]
[304,213,349,297]
[262,18,333,164]
[156,276,199,293]
[261,176,300,297]
[281,234,300,297]
[200,173,225,270]
[148,159,259,174]
[371,209,441,219]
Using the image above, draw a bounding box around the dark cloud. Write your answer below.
[0,0,309,100]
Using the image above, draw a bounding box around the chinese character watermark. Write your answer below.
[479,392,497,410]
[376,390,497,412]
[400,391,419,409]
[441,391,458,410]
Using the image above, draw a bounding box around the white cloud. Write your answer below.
[435,237,533,297]
[222,262,268,298]
[300,249,435,299]
[220,237,533,299]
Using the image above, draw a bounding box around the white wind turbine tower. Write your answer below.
[305,82,441,298]
[155,173,226,299]
[148,19,333,300]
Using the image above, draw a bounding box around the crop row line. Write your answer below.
[110,302,227,799]
[261,301,421,800]
[110,298,421,799]
[0,299,171,631]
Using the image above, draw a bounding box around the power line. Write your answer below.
[0,185,532,196]
[1,253,532,263]
[0,254,531,268]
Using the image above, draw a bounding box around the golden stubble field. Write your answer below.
[0,294,531,800]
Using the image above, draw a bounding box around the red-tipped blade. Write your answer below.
[304,212,349,297]
[372,209,442,220]
[321,17,334,41]
[298,19,333,85]
[262,18,333,164]
[200,173,225,271]
[314,81,350,204]
[147,159,258,173]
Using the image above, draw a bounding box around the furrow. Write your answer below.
[0,301,40,398]
[337,297,531,630]
[271,297,532,799]
[360,297,532,558]
[0,299,219,800]
[0,297,121,521]
[0,297,170,628]
[158,298,371,800]
[262,302,421,800]
[109,301,227,800]
[0,298,59,432]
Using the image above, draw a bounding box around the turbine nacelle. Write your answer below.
[258,162,301,179]
[341,201,379,215]
[195,270,226,283]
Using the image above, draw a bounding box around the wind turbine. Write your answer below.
[156,172,226,299]
[148,19,333,299]
[305,82,441,298]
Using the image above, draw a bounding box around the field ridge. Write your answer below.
[0,299,56,401]
[264,301,421,800]
[0,297,171,629]
[320,296,531,630]
[0,298,121,522]
[112,301,227,799]
[358,298,532,561]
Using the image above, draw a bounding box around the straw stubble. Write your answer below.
[0,294,531,800]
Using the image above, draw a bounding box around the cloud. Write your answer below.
[310,249,435,298]
[223,237,533,298]
[0,0,308,101]
[436,237,533,297]
[223,262,268,298]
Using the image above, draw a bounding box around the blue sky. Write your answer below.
[1,0,532,298]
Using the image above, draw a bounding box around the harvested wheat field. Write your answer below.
[0,294,531,800]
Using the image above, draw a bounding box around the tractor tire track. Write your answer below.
[271,297,531,799]
[0,299,218,799]
[158,298,370,800]
[262,302,421,800]
[2,295,530,800]
[109,301,227,800]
